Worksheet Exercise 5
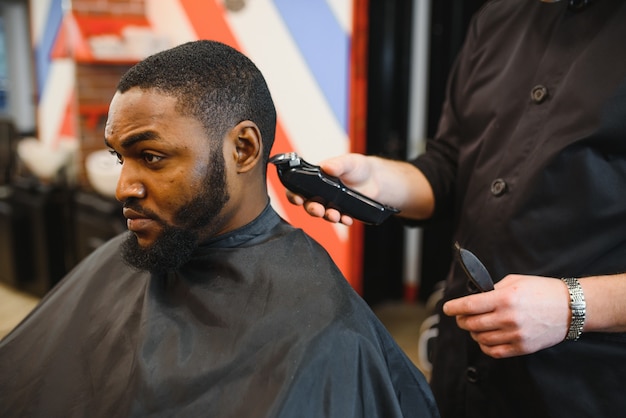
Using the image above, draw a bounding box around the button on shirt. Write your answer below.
[530,85,549,103]
[489,178,507,196]
[411,1,626,417]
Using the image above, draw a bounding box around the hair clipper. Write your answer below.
[269,152,400,225]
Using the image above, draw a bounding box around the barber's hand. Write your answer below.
[285,153,378,226]
[443,274,571,358]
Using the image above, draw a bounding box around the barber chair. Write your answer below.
[3,177,73,297]
[72,190,125,263]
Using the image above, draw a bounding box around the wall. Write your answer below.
[30,0,362,287]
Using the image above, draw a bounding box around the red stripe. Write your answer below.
[179,0,239,47]
[58,89,78,142]
[344,0,372,293]
[403,283,419,303]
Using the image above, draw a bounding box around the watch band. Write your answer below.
[561,277,586,341]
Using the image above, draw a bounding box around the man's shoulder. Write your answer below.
[49,232,132,296]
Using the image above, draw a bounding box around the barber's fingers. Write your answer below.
[302,201,354,226]
[443,292,496,317]
[318,154,355,178]
[320,153,371,186]
[286,189,305,206]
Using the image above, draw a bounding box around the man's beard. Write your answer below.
[121,151,229,273]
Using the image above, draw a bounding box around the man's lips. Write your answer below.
[123,207,157,232]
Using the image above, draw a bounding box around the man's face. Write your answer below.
[105,88,230,272]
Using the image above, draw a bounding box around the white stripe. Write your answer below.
[38,59,75,146]
[224,0,349,165]
[145,0,197,47]
[325,0,352,34]
[29,0,54,45]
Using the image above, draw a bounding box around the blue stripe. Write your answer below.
[273,0,350,132]
[34,0,64,99]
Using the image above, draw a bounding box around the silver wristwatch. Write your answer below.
[561,277,586,341]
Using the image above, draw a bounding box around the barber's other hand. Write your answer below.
[442,274,571,358]
[285,153,377,226]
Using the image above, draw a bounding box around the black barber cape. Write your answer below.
[0,206,438,418]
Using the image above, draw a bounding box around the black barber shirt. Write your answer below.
[0,205,439,418]
[412,1,626,417]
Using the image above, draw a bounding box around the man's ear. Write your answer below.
[231,121,262,173]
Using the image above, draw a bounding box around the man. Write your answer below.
[287,1,626,417]
[0,41,439,418]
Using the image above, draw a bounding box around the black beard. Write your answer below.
[121,226,197,273]
[121,148,229,273]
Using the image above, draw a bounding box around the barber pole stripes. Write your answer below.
[31,0,78,147]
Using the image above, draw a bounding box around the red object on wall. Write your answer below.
[346,0,369,294]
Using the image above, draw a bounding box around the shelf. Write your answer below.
[51,12,151,64]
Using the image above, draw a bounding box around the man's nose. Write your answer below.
[115,165,146,202]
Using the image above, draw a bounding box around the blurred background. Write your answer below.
[0,0,486,372]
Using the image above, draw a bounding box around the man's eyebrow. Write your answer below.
[104,131,160,150]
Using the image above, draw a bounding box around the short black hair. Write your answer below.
[117,40,276,163]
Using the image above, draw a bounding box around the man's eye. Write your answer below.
[109,150,123,164]
[144,153,163,164]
